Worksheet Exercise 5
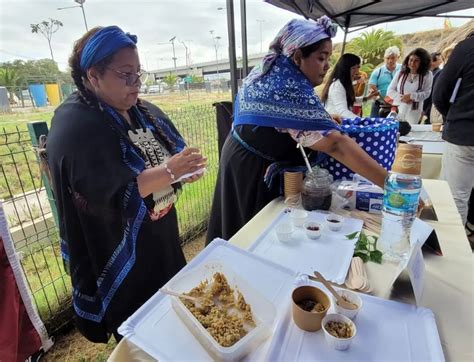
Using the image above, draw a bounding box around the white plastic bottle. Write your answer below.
[379,144,423,261]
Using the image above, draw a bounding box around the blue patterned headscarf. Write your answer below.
[234,16,339,132]
[256,16,337,80]
[80,26,137,71]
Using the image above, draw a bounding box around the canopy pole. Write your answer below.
[340,14,351,54]
[341,29,348,54]
[240,0,249,78]
[226,0,238,102]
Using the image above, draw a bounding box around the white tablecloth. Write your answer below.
[109,180,473,361]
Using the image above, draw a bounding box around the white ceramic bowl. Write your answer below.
[304,222,322,240]
[275,222,294,242]
[290,209,308,227]
[332,289,362,320]
[325,214,344,231]
[322,313,357,351]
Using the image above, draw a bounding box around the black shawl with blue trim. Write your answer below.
[47,93,186,342]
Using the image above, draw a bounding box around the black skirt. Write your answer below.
[207,125,308,243]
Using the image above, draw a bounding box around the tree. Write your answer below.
[347,29,403,72]
[30,18,63,62]
[1,59,70,84]
[190,75,204,83]
[0,67,20,102]
[162,73,178,91]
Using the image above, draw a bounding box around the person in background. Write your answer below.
[429,44,456,124]
[368,46,401,117]
[433,34,474,234]
[353,69,368,116]
[207,18,388,243]
[47,26,206,342]
[422,52,443,123]
[387,48,433,124]
[321,53,378,119]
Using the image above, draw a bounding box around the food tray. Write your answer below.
[266,277,444,361]
[247,210,363,284]
[169,261,276,360]
[118,239,298,361]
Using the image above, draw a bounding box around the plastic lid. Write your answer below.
[304,167,333,187]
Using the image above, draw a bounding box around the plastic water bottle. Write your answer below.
[379,144,423,261]
[387,106,399,121]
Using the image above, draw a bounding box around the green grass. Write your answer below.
[19,239,71,322]
[2,92,222,330]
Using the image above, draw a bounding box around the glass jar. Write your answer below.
[301,167,333,211]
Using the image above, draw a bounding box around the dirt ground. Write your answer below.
[42,235,206,361]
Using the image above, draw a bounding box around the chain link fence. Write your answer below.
[0,104,219,334]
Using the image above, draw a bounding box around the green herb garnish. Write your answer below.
[346,231,383,264]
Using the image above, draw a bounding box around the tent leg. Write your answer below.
[341,15,351,55]
[226,0,238,103]
[240,0,249,78]
[341,29,348,54]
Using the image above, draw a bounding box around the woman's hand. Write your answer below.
[137,148,206,197]
[401,94,412,104]
[366,89,380,100]
[330,114,342,125]
[166,147,207,179]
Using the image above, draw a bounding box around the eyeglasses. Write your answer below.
[106,67,146,86]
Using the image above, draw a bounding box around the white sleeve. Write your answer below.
[327,80,358,118]
[387,71,401,105]
[411,71,433,102]
[279,128,339,147]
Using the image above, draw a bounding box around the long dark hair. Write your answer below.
[400,47,431,76]
[68,27,175,151]
[321,53,360,108]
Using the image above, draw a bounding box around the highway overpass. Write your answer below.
[147,52,266,80]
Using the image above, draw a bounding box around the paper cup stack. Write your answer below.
[283,171,303,199]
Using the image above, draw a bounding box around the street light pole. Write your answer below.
[57,0,88,31]
[210,30,222,93]
[76,0,89,31]
[169,36,177,74]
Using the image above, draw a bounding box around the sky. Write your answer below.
[0,0,473,72]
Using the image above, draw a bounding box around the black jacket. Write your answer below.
[433,36,474,146]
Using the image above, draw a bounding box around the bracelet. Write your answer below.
[163,163,175,181]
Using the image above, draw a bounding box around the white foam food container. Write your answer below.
[167,260,276,361]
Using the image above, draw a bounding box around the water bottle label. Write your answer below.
[383,188,420,213]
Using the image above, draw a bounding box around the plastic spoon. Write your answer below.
[159,288,205,308]
[314,271,358,310]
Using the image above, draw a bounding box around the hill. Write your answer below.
[334,19,474,56]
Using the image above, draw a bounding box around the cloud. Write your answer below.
[1,0,472,71]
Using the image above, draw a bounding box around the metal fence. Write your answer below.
[0,104,219,334]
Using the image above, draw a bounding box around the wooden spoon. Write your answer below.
[314,271,358,310]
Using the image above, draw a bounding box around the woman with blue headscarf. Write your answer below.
[47,26,206,342]
[207,17,388,243]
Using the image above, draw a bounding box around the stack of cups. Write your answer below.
[392,143,423,175]
[284,171,303,199]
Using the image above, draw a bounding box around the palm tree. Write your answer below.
[347,29,403,70]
